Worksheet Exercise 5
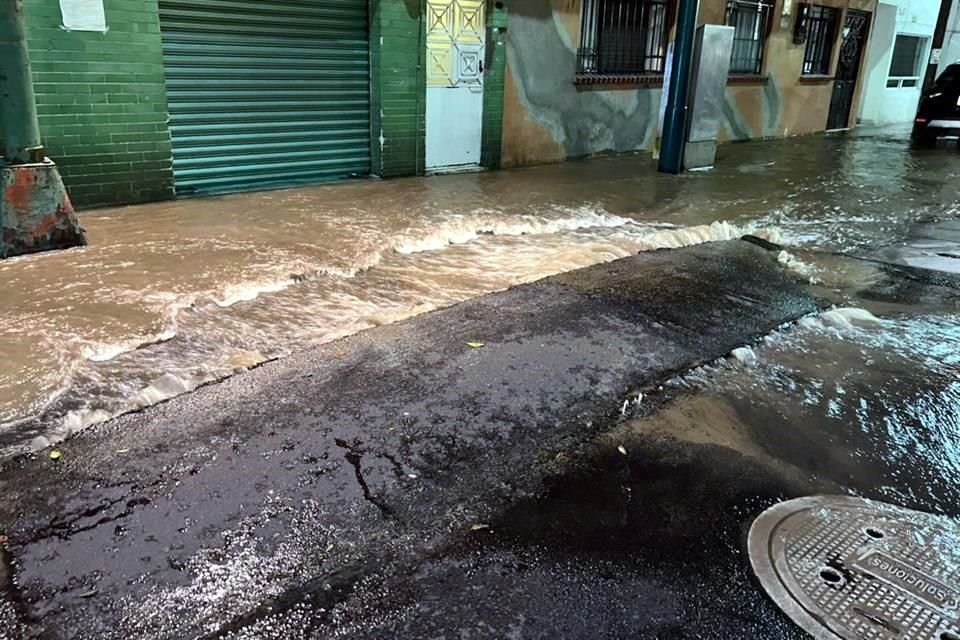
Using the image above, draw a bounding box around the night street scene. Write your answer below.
[2,0,960,638]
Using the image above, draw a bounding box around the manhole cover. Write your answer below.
[748,495,960,640]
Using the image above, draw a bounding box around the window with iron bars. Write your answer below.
[725,0,773,75]
[801,4,840,75]
[577,0,672,76]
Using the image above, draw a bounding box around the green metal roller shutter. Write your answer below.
[159,0,370,195]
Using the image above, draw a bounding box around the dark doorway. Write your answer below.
[827,10,871,131]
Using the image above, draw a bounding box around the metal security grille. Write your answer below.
[725,0,773,75]
[801,4,839,75]
[577,0,671,75]
[159,0,371,195]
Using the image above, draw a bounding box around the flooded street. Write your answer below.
[1,125,959,456]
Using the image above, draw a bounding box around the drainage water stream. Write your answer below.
[1,125,958,456]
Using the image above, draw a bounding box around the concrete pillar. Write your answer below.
[0,0,86,259]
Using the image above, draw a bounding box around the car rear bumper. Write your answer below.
[913,119,960,139]
[928,119,960,130]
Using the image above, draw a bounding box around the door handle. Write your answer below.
[479,60,484,74]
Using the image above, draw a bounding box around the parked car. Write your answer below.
[913,63,960,144]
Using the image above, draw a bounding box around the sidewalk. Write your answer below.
[0,240,820,639]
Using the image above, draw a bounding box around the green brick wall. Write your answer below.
[19,0,173,208]
[481,2,507,169]
[3,0,507,207]
[370,0,426,178]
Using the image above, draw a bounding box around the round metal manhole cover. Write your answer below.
[748,495,960,640]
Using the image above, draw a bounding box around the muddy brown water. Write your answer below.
[1,125,958,456]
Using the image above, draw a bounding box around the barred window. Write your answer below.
[725,0,773,75]
[577,0,672,76]
[801,4,840,75]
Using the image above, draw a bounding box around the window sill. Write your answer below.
[727,74,769,85]
[574,73,664,88]
[798,74,834,84]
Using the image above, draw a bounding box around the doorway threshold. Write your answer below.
[426,164,486,176]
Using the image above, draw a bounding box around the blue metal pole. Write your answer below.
[658,0,700,174]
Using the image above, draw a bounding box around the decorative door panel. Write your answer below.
[427,0,485,88]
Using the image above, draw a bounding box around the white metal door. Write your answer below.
[425,0,485,171]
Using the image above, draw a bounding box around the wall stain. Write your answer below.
[503,0,659,165]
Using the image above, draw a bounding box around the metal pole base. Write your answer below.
[1,160,86,259]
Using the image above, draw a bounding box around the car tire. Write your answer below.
[912,130,938,146]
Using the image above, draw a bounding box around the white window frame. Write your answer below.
[886,33,930,90]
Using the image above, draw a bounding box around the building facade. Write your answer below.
[857,0,939,125]
[939,0,960,74]
[503,0,878,167]
[2,0,887,209]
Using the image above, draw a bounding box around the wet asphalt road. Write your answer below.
[0,241,821,639]
[3,239,960,639]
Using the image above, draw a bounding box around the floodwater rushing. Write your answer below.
[647,302,960,516]
[1,125,959,455]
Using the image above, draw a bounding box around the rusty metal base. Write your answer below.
[1,160,86,259]
[748,495,960,640]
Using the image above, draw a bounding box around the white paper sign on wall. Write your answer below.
[59,0,107,32]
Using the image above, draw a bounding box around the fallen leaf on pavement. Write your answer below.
[466,342,485,349]
[618,445,628,456]
[49,450,62,461]
[471,523,491,531]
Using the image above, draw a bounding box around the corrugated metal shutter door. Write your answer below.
[159,0,370,195]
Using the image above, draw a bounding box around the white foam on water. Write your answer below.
[798,307,885,331]
[80,329,178,363]
[668,306,887,392]
[632,220,782,250]
[215,278,299,308]
[730,346,758,366]
[29,371,219,453]
[393,207,633,255]
[778,250,821,283]
[132,372,194,408]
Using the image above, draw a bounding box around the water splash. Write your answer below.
[0,215,781,458]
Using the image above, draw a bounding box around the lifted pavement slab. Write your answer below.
[0,240,820,639]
